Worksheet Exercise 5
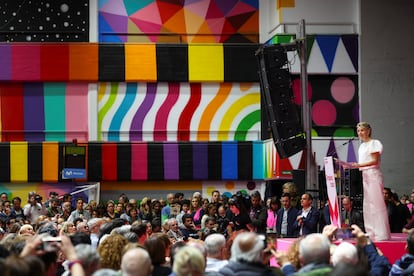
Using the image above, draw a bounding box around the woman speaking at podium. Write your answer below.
[351,122,391,241]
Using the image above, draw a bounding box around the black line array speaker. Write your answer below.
[292,169,328,203]
[343,169,363,211]
[256,44,306,158]
[292,169,306,197]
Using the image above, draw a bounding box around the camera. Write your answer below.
[188,233,200,239]
[335,227,354,240]
[35,195,43,202]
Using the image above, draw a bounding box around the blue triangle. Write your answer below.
[316,35,340,73]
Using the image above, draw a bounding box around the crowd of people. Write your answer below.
[0,182,413,275]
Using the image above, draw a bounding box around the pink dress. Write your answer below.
[358,139,390,241]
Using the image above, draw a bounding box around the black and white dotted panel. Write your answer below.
[0,0,89,42]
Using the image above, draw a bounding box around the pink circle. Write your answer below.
[292,78,312,105]
[312,100,337,126]
[331,77,355,103]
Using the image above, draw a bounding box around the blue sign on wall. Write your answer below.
[62,168,86,179]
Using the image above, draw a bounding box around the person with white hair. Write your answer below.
[331,241,358,266]
[172,245,205,276]
[204,233,228,273]
[280,233,332,275]
[121,247,153,276]
[87,218,103,249]
[298,233,332,273]
[218,232,274,276]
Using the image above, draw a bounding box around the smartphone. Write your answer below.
[265,230,278,250]
[335,227,354,240]
[42,236,62,252]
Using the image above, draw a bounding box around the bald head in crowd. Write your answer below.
[121,247,153,276]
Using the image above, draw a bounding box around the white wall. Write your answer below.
[360,0,414,195]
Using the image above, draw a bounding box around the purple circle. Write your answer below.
[331,77,355,103]
[312,100,337,126]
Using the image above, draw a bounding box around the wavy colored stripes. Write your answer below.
[178,83,201,141]
[97,82,262,141]
[197,83,232,140]
[98,83,118,140]
[97,82,107,140]
[130,83,157,141]
[234,110,261,141]
[217,93,260,140]
[108,83,137,141]
[154,83,180,141]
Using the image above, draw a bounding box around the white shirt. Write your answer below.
[206,258,228,272]
[358,139,382,170]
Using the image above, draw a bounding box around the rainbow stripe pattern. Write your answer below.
[98,82,261,142]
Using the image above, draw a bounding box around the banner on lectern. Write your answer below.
[324,156,341,227]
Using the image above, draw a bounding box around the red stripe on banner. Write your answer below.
[101,143,117,181]
[131,143,148,180]
[178,83,201,140]
[0,83,24,141]
[12,45,40,81]
[40,44,69,81]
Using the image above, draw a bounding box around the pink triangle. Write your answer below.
[184,0,211,18]
[100,0,127,16]
[206,17,226,34]
[130,3,162,26]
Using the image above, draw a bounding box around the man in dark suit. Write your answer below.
[341,196,364,231]
[294,193,320,236]
[276,192,298,237]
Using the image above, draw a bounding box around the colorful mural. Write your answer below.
[98,82,261,141]
[0,182,93,206]
[98,0,259,43]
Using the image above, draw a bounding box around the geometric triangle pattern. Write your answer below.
[269,34,358,73]
[98,0,259,43]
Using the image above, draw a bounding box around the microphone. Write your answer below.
[342,137,355,146]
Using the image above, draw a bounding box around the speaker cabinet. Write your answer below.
[256,44,306,158]
[342,169,363,211]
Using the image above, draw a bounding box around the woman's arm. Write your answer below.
[352,152,380,168]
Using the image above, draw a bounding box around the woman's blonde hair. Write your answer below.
[172,246,205,276]
[357,122,372,137]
